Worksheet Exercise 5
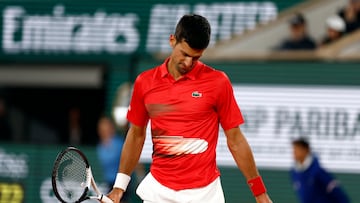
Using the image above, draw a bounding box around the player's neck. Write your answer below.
[167,60,182,81]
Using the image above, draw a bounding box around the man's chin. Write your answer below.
[177,67,189,75]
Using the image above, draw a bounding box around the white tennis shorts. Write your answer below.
[136,172,225,203]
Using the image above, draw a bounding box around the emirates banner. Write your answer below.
[0,0,304,56]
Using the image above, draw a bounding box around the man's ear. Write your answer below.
[169,34,176,48]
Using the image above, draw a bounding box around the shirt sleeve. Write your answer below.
[127,74,149,127]
[317,168,350,203]
[216,72,244,130]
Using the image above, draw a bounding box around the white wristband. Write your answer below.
[113,173,131,191]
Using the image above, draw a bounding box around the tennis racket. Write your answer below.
[52,146,113,203]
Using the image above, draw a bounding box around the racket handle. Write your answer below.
[98,194,113,203]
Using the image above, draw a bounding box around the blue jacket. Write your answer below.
[290,155,350,203]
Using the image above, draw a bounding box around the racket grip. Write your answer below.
[98,194,113,203]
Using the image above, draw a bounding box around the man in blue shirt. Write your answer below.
[97,116,128,202]
[290,137,350,203]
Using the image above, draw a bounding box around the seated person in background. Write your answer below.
[277,13,316,50]
[290,137,350,203]
[338,0,360,34]
[320,15,346,46]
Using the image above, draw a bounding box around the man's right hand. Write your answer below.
[105,188,124,203]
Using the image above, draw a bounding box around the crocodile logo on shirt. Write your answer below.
[192,91,202,98]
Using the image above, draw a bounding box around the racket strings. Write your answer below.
[55,150,88,202]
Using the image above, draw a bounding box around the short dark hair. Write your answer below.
[174,14,211,50]
[292,137,310,150]
[289,13,306,26]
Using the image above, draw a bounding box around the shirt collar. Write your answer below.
[159,58,202,81]
[294,154,313,172]
[159,58,169,78]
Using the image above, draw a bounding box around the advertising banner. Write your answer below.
[0,0,302,57]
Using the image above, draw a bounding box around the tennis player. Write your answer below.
[106,14,273,203]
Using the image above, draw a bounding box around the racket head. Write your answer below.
[52,147,90,203]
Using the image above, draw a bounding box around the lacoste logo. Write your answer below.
[192,91,202,98]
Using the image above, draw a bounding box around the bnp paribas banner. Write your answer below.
[0,0,300,57]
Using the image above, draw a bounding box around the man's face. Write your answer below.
[327,28,342,40]
[168,35,205,76]
[98,119,115,142]
[292,144,309,163]
[290,24,306,40]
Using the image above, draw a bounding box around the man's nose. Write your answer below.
[184,56,193,67]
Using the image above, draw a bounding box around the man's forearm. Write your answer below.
[112,125,146,191]
[226,128,259,180]
[119,125,146,175]
[225,127,270,200]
